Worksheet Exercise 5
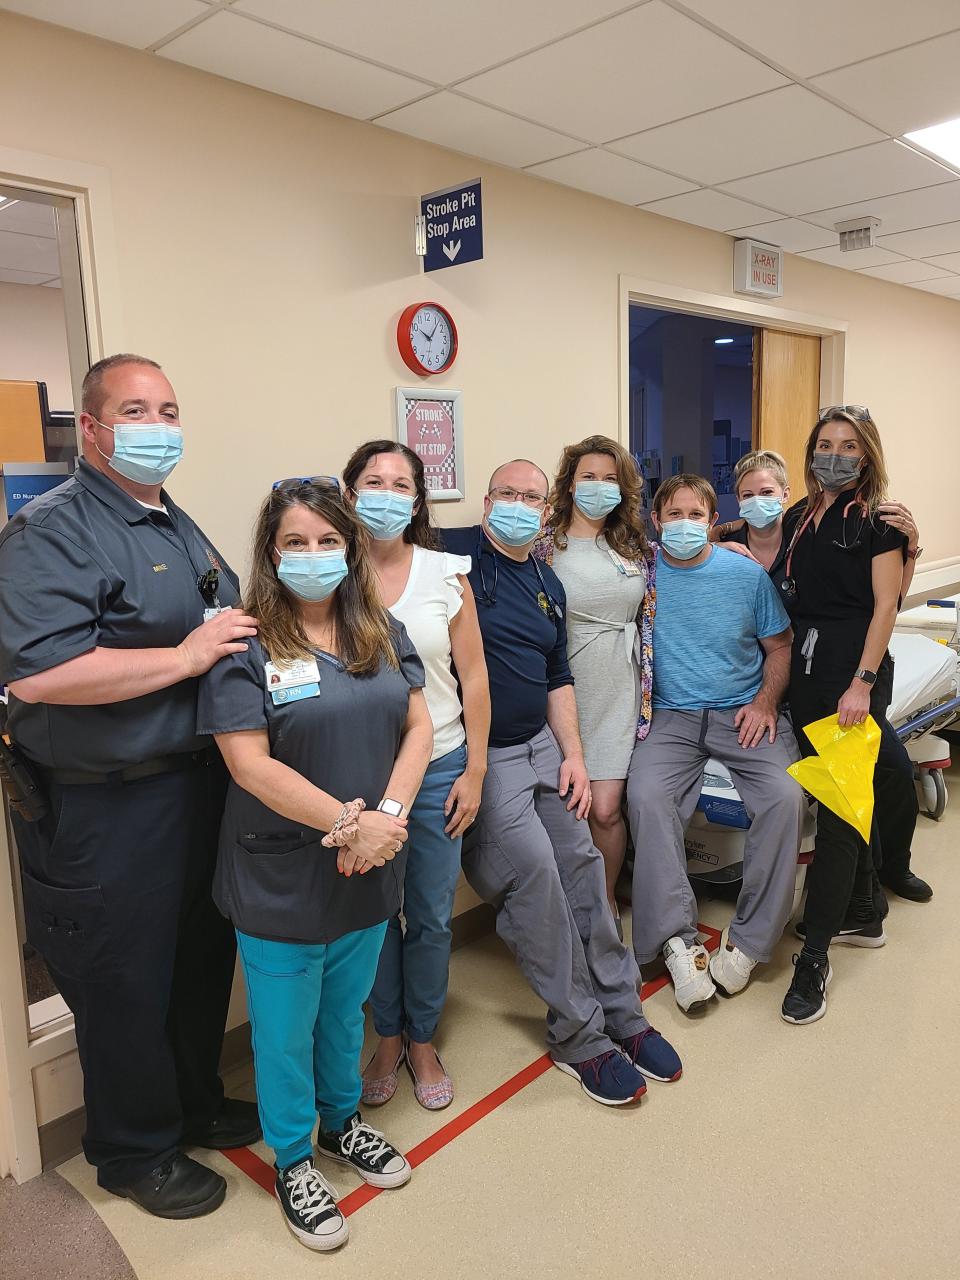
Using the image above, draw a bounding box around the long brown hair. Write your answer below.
[802,408,889,514]
[245,485,398,675]
[548,434,650,559]
[342,439,441,550]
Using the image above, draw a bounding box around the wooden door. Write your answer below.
[756,330,821,500]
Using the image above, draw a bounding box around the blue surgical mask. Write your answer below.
[95,418,183,485]
[738,495,783,529]
[574,481,621,520]
[660,519,709,561]
[486,500,543,547]
[275,549,349,602]
[355,489,415,540]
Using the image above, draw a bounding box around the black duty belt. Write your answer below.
[41,746,218,787]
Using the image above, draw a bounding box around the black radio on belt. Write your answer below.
[0,703,47,823]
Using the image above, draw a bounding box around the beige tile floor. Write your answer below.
[55,786,960,1280]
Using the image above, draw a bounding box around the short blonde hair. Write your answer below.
[734,449,788,493]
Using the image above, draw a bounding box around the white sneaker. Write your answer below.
[709,944,757,996]
[662,937,716,1012]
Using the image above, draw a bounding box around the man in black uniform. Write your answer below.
[0,354,260,1217]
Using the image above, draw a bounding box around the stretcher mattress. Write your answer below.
[887,632,959,726]
[895,594,959,644]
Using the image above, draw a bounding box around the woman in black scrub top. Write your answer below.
[777,408,918,1027]
[197,480,432,1252]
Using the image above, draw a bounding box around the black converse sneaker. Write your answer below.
[275,1158,348,1251]
[780,952,833,1025]
[316,1112,411,1189]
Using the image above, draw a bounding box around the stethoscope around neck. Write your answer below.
[475,532,564,624]
[779,486,868,600]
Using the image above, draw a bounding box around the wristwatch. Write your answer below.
[854,668,877,686]
[907,546,923,561]
[377,798,405,817]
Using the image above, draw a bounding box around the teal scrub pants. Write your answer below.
[237,922,388,1171]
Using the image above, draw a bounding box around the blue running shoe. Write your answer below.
[553,1049,646,1106]
[616,1028,682,1082]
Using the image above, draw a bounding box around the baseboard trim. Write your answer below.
[40,906,496,1171]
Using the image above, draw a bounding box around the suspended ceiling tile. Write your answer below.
[0,229,60,274]
[726,218,836,253]
[40,278,63,288]
[611,86,884,186]
[234,0,632,83]
[799,244,906,269]
[0,199,57,237]
[0,0,210,48]
[678,0,960,78]
[375,93,583,168]
[811,31,960,135]
[721,141,955,218]
[639,188,780,232]
[857,260,955,283]
[0,266,59,285]
[923,251,960,273]
[907,275,960,295]
[457,3,786,144]
[526,149,697,206]
[158,9,429,118]
[879,220,960,257]
[802,182,960,236]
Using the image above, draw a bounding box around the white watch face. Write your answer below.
[410,306,452,373]
[379,798,403,816]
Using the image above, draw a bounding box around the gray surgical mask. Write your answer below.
[811,453,861,491]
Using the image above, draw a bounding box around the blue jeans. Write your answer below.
[237,923,387,1170]
[368,744,466,1044]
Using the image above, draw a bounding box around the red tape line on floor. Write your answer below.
[222,921,723,1214]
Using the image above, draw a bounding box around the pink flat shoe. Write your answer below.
[405,1046,454,1112]
[361,1047,405,1107]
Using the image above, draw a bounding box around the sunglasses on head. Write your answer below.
[270,475,341,495]
[817,405,871,422]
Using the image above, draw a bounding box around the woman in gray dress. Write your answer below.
[540,437,654,935]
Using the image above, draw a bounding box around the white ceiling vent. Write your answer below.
[835,216,881,251]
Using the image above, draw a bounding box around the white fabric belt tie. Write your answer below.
[566,611,641,666]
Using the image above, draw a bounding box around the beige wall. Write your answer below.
[0,280,73,410]
[2,12,959,575]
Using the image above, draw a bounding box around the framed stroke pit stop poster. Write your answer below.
[395,387,464,501]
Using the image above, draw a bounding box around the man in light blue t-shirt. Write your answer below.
[626,474,804,1014]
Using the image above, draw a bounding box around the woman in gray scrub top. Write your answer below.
[197,480,432,1253]
[538,436,654,938]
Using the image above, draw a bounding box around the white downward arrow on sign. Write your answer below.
[442,239,461,262]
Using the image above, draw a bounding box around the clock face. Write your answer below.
[409,305,453,373]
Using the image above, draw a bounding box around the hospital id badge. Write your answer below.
[605,546,644,577]
[203,605,228,621]
[265,657,322,706]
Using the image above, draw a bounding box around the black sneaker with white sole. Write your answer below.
[794,916,886,948]
[276,1158,348,1252]
[316,1112,411,1189]
[781,952,832,1025]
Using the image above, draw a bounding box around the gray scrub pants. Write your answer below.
[626,709,804,966]
[463,726,648,1064]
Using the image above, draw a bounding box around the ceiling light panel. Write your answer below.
[234,0,632,84]
[720,141,955,217]
[811,30,960,136]
[526,149,697,205]
[456,3,786,144]
[677,0,960,79]
[611,86,884,186]
[375,93,584,169]
[906,118,960,170]
[0,0,209,48]
[158,9,428,118]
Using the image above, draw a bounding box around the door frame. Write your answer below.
[0,146,122,1182]
[617,273,848,447]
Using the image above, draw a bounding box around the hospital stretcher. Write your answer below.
[684,630,960,899]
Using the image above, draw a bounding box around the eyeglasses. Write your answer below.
[818,405,871,422]
[271,475,341,494]
[488,485,548,509]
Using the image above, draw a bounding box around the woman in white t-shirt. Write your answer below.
[343,440,490,1111]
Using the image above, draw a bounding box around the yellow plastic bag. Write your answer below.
[786,714,881,842]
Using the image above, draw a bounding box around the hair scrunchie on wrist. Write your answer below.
[322,797,366,848]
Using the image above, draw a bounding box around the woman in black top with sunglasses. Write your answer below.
[779,407,923,1027]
